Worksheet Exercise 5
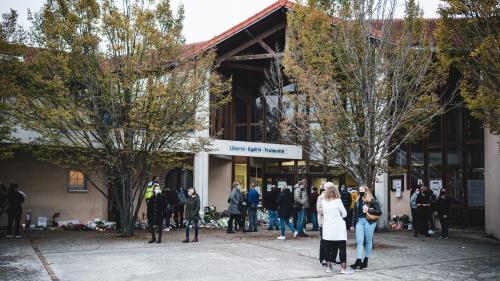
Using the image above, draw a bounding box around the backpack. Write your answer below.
[177,189,187,206]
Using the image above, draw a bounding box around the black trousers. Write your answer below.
[439,214,449,238]
[149,223,163,241]
[319,227,326,262]
[417,207,428,235]
[292,207,299,229]
[228,214,244,231]
[174,205,184,228]
[7,212,22,236]
[411,208,418,233]
[323,240,347,264]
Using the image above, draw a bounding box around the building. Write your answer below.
[1,0,498,238]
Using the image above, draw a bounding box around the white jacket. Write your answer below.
[321,198,347,241]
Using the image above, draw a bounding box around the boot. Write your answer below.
[148,238,156,244]
[157,230,162,243]
[192,237,198,243]
[350,259,362,270]
[360,257,368,269]
[182,238,189,243]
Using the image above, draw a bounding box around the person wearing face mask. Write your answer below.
[410,186,421,237]
[227,181,245,233]
[436,188,450,239]
[350,186,381,270]
[416,186,431,237]
[183,187,200,243]
[147,188,166,244]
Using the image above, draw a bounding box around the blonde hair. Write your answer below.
[323,182,340,201]
[232,180,240,190]
[359,186,374,202]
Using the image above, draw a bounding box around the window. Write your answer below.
[68,170,87,192]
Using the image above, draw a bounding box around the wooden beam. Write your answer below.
[245,29,275,54]
[221,63,266,72]
[219,22,286,60]
[221,52,283,62]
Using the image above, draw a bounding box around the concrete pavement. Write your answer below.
[1,228,499,281]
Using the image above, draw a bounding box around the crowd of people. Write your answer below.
[410,184,451,239]
[144,176,200,243]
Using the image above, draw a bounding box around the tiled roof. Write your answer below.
[184,0,293,56]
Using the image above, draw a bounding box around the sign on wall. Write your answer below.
[393,179,402,198]
[210,139,302,159]
[430,180,442,195]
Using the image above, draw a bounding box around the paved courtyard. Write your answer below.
[1,227,499,281]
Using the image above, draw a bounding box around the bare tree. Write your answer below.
[262,0,454,189]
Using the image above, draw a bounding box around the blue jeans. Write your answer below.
[248,208,258,231]
[355,218,376,258]
[185,219,199,239]
[268,210,279,229]
[311,211,318,230]
[297,208,306,233]
[280,217,296,237]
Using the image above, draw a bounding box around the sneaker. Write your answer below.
[321,260,328,267]
[442,236,449,240]
[428,230,435,235]
[293,231,298,239]
[15,235,21,238]
[277,236,286,240]
[6,235,14,238]
[340,268,354,274]
[325,267,339,273]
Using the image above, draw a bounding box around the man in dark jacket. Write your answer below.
[163,187,178,230]
[436,189,450,239]
[308,187,319,231]
[183,187,201,243]
[416,187,431,237]
[247,183,260,232]
[277,186,298,239]
[147,189,166,243]
[174,187,188,229]
[6,184,25,238]
[340,185,352,230]
[265,186,280,230]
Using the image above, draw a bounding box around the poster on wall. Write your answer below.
[429,180,442,195]
[277,181,287,190]
[393,179,402,198]
[267,184,273,192]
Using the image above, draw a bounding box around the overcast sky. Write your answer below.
[1,0,444,43]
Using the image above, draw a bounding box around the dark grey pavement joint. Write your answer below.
[1,228,499,281]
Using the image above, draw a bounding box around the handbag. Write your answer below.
[366,202,382,222]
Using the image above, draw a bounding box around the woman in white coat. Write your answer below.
[318,182,353,274]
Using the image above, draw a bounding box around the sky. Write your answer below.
[1,0,444,43]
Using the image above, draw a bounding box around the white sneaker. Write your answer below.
[277,236,286,240]
[340,268,354,274]
[15,235,21,238]
[325,267,338,273]
[294,231,298,239]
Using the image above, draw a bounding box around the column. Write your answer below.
[194,152,209,213]
[375,172,389,230]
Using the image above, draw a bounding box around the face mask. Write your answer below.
[359,192,365,197]
[236,185,241,190]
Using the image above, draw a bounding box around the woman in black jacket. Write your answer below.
[183,187,201,243]
[276,186,298,240]
[436,188,450,239]
[7,184,25,238]
[147,190,167,243]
